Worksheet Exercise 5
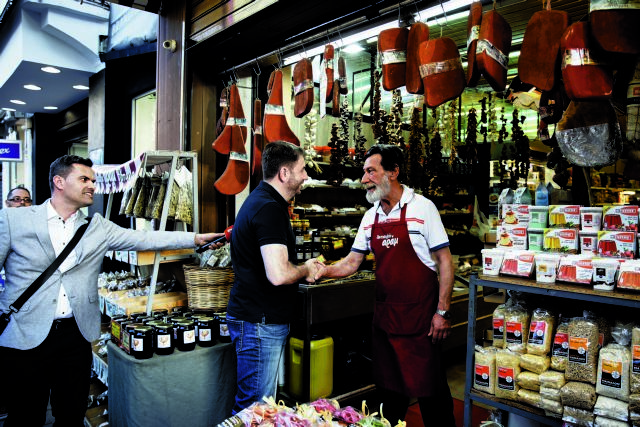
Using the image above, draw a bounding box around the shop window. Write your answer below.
[132,90,157,157]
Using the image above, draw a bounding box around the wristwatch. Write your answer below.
[436,309,452,320]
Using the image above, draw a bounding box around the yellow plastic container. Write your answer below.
[288,336,333,401]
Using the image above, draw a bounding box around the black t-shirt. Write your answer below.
[227,181,298,324]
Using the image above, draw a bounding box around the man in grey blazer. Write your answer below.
[0,155,223,427]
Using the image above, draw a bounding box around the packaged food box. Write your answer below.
[617,259,640,291]
[581,207,603,231]
[543,228,579,254]
[500,251,535,278]
[597,231,637,259]
[556,255,593,284]
[535,253,562,283]
[496,224,528,250]
[548,205,581,229]
[528,229,544,252]
[602,205,639,231]
[579,231,599,255]
[591,258,620,291]
[482,249,505,276]
[529,205,549,229]
[502,204,531,226]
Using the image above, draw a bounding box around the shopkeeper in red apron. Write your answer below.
[316,144,456,427]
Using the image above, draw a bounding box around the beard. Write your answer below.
[365,174,391,203]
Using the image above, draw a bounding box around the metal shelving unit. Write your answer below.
[463,274,640,427]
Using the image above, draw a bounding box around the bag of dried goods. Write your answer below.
[567,317,599,384]
[527,307,556,355]
[630,393,640,421]
[561,381,597,410]
[492,303,507,349]
[474,345,497,395]
[517,371,541,391]
[505,302,530,353]
[175,167,193,225]
[551,317,570,371]
[594,416,630,427]
[562,405,595,427]
[540,386,562,401]
[517,388,541,407]
[597,322,632,401]
[541,398,563,414]
[520,353,551,374]
[594,396,629,422]
[632,325,640,394]
[540,370,566,389]
[495,349,521,400]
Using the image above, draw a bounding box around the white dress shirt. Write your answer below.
[47,202,79,319]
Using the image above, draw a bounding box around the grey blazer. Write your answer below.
[0,201,196,350]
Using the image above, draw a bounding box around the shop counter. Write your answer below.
[107,341,236,427]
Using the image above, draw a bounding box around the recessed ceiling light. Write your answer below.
[342,44,365,54]
[2,107,16,112]
[10,99,26,105]
[41,66,61,74]
[72,85,89,90]
[24,84,42,91]
[44,106,58,110]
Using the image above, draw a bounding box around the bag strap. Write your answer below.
[9,218,92,313]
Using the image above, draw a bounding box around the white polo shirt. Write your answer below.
[351,185,449,272]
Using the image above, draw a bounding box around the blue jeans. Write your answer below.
[227,316,289,414]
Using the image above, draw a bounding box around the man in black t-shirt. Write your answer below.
[227,141,322,414]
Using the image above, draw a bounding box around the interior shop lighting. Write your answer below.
[44,106,58,110]
[415,0,474,21]
[73,84,89,90]
[41,66,61,74]
[342,43,365,54]
[9,99,25,105]
[23,84,41,91]
[2,107,16,111]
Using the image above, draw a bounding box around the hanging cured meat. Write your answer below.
[212,84,247,155]
[539,85,570,124]
[216,87,229,137]
[293,58,314,118]
[590,1,640,55]
[324,44,335,102]
[263,69,300,146]
[406,22,429,94]
[560,22,613,100]
[418,37,465,108]
[332,78,340,118]
[378,27,409,91]
[518,1,569,91]
[252,99,263,177]
[466,1,483,87]
[214,125,250,195]
[476,9,512,92]
[338,56,348,95]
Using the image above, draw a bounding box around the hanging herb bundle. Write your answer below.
[497,107,509,144]
[499,143,516,189]
[423,107,444,197]
[511,108,530,182]
[480,97,488,144]
[487,93,499,142]
[327,123,345,186]
[371,70,384,142]
[464,107,479,164]
[406,105,425,190]
[304,109,322,173]
[388,89,405,148]
[445,99,459,167]
[353,112,367,167]
[339,97,351,163]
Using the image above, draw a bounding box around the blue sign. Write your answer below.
[0,140,22,162]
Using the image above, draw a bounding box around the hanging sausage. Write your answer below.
[378,27,409,91]
[214,125,250,195]
[263,69,300,146]
[293,58,314,118]
[406,22,429,94]
[418,37,465,108]
[466,1,483,87]
[212,84,247,155]
[476,8,512,92]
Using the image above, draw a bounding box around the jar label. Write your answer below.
[199,328,212,342]
[493,318,504,340]
[184,330,196,344]
[133,337,144,352]
[475,364,490,387]
[497,367,515,390]
[506,321,523,344]
[157,333,171,349]
[568,336,589,364]
[123,331,131,352]
[220,324,230,337]
[600,358,623,389]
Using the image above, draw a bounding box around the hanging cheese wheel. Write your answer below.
[476,9,512,92]
[406,22,429,94]
[418,37,465,108]
[214,125,249,195]
[324,44,335,102]
[293,58,314,118]
[252,99,263,178]
[263,69,300,146]
[378,27,409,91]
[590,2,640,55]
[518,2,569,91]
[212,84,247,155]
[560,22,613,100]
[466,1,483,87]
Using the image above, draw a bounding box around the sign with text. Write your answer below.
[0,140,22,162]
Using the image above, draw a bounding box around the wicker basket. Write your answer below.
[183,265,234,311]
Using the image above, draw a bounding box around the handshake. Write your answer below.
[303,255,328,283]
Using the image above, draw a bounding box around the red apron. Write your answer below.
[370,204,440,397]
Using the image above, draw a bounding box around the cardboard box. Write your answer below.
[104,291,188,317]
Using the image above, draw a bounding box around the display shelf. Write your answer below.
[463,273,640,427]
[592,187,639,192]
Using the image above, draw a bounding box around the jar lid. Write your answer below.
[171,316,188,322]
[135,325,153,332]
[177,320,195,326]
[198,316,214,322]
[154,322,173,330]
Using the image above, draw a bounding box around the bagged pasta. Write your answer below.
[540,385,562,401]
[594,416,630,427]
[541,397,563,414]
[520,353,550,374]
[561,381,597,410]
[517,371,540,391]
[505,302,530,353]
[492,303,507,349]
[594,396,629,422]
[567,317,599,384]
[474,345,497,395]
[496,349,521,400]
[540,370,566,389]
[527,307,556,355]
[551,317,570,371]
[630,394,640,421]
[597,323,632,401]
[632,325,640,394]
[517,389,541,407]
[562,405,595,427]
